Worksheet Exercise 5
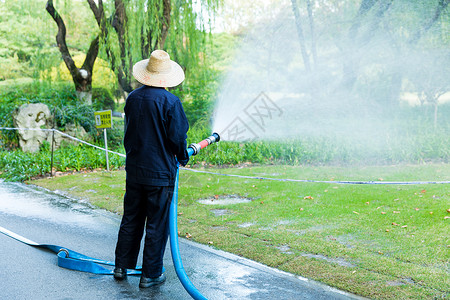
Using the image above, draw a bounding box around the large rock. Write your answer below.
[13,103,92,152]
[13,103,51,152]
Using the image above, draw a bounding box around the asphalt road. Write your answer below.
[0,180,365,300]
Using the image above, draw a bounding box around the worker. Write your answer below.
[114,50,189,288]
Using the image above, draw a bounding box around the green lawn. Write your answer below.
[30,163,450,299]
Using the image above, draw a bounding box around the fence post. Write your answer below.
[50,107,56,177]
[50,129,55,177]
[104,128,109,172]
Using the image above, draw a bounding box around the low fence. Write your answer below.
[0,127,125,157]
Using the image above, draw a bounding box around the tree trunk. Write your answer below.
[290,0,311,73]
[434,101,438,129]
[306,0,317,68]
[341,0,393,92]
[113,0,133,93]
[141,26,152,59]
[341,0,378,90]
[46,0,98,104]
[159,0,171,49]
[141,0,171,58]
[87,0,132,95]
[348,0,378,39]
[89,0,174,94]
[409,0,450,44]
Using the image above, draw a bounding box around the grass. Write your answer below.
[29,163,450,299]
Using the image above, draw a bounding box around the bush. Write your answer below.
[92,87,115,111]
[0,81,125,149]
[0,143,125,182]
[172,65,220,127]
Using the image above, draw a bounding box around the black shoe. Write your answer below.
[139,273,166,288]
[113,267,127,280]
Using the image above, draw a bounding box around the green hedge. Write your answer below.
[0,143,125,182]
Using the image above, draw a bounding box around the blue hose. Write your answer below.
[0,225,143,276]
[169,147,208,300]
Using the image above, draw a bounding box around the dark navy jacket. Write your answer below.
[124,86,189,186]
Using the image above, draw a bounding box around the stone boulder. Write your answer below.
[12,103,91,152]
[13,103,51,152]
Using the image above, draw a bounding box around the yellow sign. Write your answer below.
[94,110,112,129]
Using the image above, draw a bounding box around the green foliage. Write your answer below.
[0,82,123,148]
[0,0,53,80]
[172,32,238,126]
[0,0,98,81]
[0,149,49,182]
[0,81,126,181]
[53,104,95,132]
[0,143,124,182]
[92,88,116,111]
[172,67,220,126]
[204,32,239,72]
[1,80,449,182]
[99,0,221,93]
[0,105,448,182]
[42,55,117,91]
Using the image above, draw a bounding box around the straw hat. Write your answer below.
[132,50,185,87]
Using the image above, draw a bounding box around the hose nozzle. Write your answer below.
[188,132,220,156]
[207,132,220,144]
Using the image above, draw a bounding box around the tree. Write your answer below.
[87,0,220,95]
[339,0,394,91]
[408,0,449,44]
[45,0,219,101]
[46,0,99,104]
[382,0,450,107]
[291,0,311,73]
[286,0,449,109]
[406,50,450,128]
[0,0,56,81]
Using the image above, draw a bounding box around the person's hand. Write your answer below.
[178,157,189,167]
[175,155,189,167]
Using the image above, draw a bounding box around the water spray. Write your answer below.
[169,133,220,300]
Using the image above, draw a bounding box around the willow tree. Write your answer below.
[87,0,220,95]
[289,0,449,107]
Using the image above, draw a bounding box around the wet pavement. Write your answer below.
[0,180,365,299]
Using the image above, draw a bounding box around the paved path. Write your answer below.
[0,181,365,299]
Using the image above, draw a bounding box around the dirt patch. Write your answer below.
[276,244,294,255]
[210,209,232,217]
[301,253,356,268]
[198,195,252,205]
[238,222,255,228]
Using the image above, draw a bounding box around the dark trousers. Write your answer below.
[115,181,173,278]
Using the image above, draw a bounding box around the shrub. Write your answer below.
[0,143,125,182]
[92,87,115,111]
[0,81,124,149]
